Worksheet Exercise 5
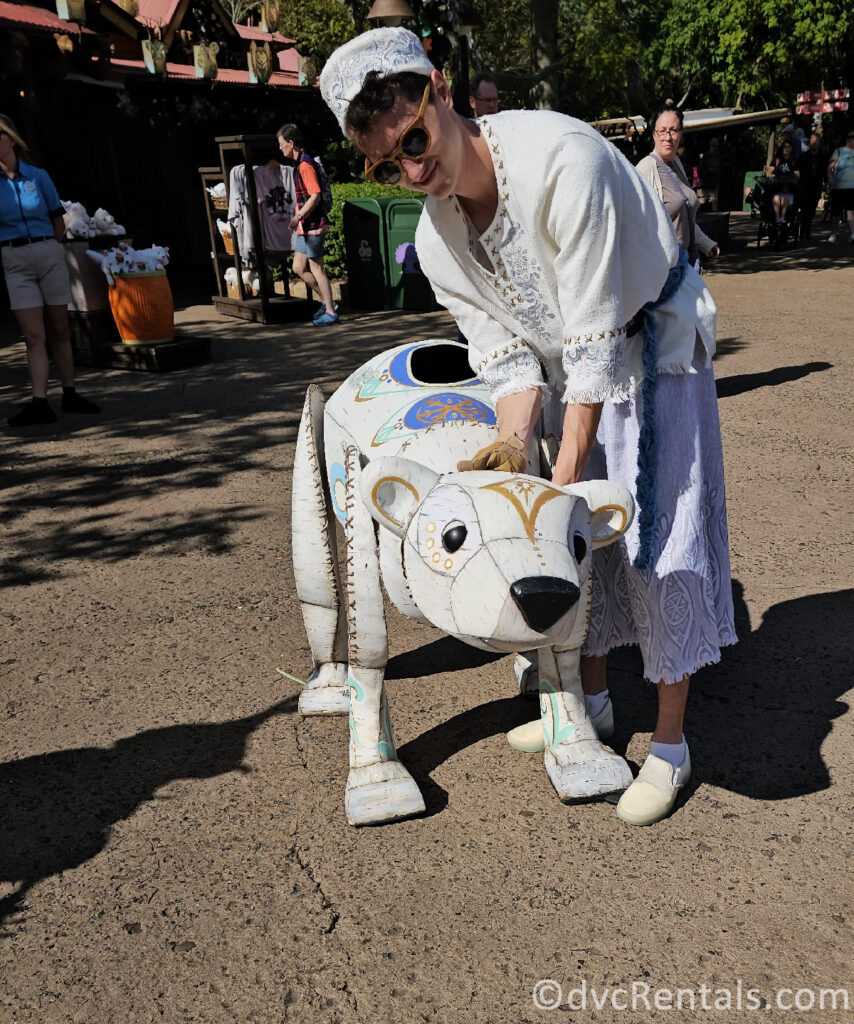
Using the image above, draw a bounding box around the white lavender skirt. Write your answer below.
[578,345,737,683]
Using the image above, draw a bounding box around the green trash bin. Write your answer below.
[343,198,391,309]
[385,197,441,311]
[742,170,765,212]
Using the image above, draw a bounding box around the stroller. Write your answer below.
[746,176,801,248]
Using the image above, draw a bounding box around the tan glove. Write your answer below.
[457,433,528,473]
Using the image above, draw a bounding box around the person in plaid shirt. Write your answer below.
[277,124,339,325]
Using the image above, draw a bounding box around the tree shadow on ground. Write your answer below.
[715,361,833,400]
[0,696,297,931]
[710,215,853,274]
[395,580,852,816]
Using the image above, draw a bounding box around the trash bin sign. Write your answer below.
[385,198,441,311]
[343,198,390,309]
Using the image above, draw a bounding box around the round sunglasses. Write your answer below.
[364,82,432,186]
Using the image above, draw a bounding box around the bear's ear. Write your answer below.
[562,481,635,548]
[360,458,440,538]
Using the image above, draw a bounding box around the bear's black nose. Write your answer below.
[510,577,580,633]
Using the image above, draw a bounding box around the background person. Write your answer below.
[468,72,499,117]
[636,104,719,269]
[766,138,800,226]
[797,131,829,241]
[320,30,736,827]
[827,129,854,244]
[276,124,339,325]
[0,114,99,427]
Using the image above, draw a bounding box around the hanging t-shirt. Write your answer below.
[254,163,296,252]
[227,164,254,262]
[228,162,298,263]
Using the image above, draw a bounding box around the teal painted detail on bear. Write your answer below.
[540,680,577,749]
[328,461,347,524]
[348,677,398,761]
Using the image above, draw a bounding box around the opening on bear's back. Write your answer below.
[409,342,477,386]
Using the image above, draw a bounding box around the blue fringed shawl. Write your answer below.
[633,247,690,572]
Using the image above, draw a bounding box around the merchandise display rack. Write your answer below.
[199,134,313,324]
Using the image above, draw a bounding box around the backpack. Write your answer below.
[302,155,333,217]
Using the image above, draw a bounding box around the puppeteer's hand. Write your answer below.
[457,433,527,473]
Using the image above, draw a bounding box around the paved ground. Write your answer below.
[1,217,853,1023]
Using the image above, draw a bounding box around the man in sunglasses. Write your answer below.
[469,72,499,118]
[319,29,735,827]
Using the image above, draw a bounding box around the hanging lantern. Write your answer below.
[193,41,219,80]
[260,0,279,34]
[366,0,415,27]
[298,55,315,86]
[56,0,86,22]
[248,41,272,85]
[141,38,167,75]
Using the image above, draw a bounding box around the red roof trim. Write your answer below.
[109,57,303,88]
[233,23,295,46]
[0,0,97,35]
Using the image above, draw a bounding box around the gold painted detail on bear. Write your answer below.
[480,480,564,543]
[591,503,628,535]
[371,476,419,529]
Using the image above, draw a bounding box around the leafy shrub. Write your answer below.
[323,181,423,280]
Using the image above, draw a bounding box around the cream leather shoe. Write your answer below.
[506,698,614,751]
[615,746,691,826]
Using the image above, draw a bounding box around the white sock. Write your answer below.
[650,736,687,768]
[584,689,610,719]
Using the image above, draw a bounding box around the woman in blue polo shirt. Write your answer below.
[0,114,98,426]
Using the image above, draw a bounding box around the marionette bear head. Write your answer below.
[359,461,634,652]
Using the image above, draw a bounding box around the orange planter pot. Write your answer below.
[108,272,174,345]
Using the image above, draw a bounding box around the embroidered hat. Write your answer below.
[319,28,435,134]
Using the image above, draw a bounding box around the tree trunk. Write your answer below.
[451,34,473,116]
[530,0,559,109]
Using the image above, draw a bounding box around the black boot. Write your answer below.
[8,398,57,427]
[61,387,100,414]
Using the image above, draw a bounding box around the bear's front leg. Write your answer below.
[342,446,424,826]
[345,665,425,826]
[540,647,632,801]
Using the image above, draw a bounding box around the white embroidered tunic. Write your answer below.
[415,111,717,406]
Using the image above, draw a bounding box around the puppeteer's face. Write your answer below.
[355,73,465,201]
[277,136,296,160]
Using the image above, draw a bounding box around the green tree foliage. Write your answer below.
[661,0,852,109]
[232,0,851,122]
[323,181,419,278]
[278,0,362,67]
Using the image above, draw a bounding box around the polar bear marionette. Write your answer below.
[292,339,635,826]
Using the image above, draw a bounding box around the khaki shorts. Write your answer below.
[1,238,71,310]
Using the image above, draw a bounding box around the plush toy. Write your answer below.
[62,201,92,239]
[90,207,125,236]
[224,266,258,295]
[292,339,636,826]
[87,243,169,283]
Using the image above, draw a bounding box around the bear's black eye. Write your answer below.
[573,533,587,562]
[442,522,467,553]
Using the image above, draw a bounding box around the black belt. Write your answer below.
[0,235,54,249]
